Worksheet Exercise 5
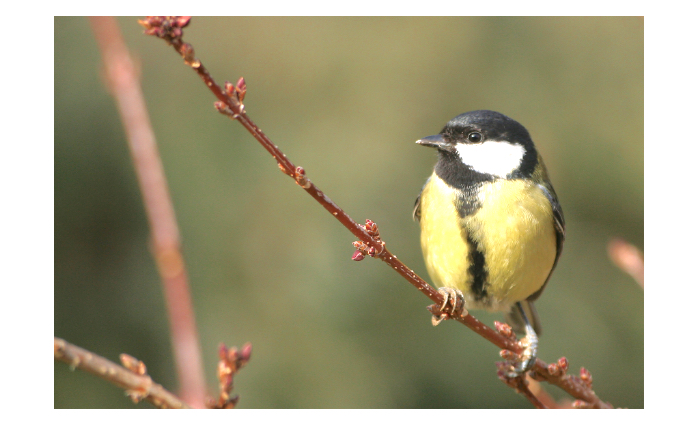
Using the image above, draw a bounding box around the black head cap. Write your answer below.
[441,110,534,149]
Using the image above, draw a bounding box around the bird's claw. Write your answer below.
[505,329,538,377]
[431,287,467,326]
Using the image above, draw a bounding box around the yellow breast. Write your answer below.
[419,173,556,312]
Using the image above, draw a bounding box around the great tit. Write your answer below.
[413,110,565,374]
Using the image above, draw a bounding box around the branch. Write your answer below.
[54,337,190,409]
[88,16,206,407]
[525,376,573,409]
[138,16,613,408]
[501,375,548,409]
[529,358,613,409]
[607,238,644,288]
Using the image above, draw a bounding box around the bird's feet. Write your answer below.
[505,326,538,377]
[431,287,467,326]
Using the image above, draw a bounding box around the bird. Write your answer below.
[413,110,565,375]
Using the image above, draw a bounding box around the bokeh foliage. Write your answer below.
[55,16,643,408]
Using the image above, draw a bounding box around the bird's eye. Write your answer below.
[467,132,483,143]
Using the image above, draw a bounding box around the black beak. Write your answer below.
[416,134,454,152]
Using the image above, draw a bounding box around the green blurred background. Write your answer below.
[55,17,643,408]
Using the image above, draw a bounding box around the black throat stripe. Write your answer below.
[454,184,483,218]
[464,226,488,302]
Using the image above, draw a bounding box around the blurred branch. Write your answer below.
[138,16,613,408]
[88,16,206,407]
[607,238,644,288]
[501,375,548,409]
[526,376,571,409]
[54,337,190,409]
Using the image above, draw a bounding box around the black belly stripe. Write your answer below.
[465,228,488,301]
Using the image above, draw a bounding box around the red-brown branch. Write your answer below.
[512,377,548,409]
[529,358,612,409]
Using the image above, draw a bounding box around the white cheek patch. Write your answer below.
[454,141,526,177]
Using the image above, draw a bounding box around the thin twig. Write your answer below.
[54,337,190,409]
[512,377,548,409]
[208,343,253,408]
[526,376,572,409]
[89,16,206,407]
[529,358,612,409]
